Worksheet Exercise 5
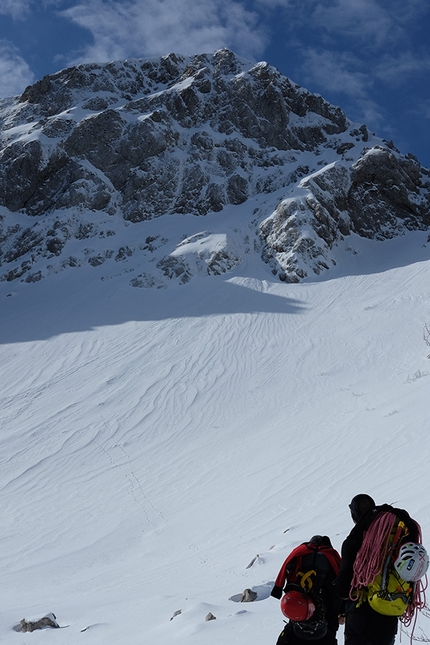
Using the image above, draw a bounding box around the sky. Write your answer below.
[0,0,429,167]
[1,212,430,644]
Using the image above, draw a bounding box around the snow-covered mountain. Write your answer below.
[1,48,429,287]
[1,49,430,645]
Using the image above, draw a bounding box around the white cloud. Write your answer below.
[310,0,400,49]
[60,0,268,66]
[254,0,294,7]
[255,0,429,50]
[419,101,430,120]
[300,48,369,98]
[0,41,35,97]
[386,0,429,22]
[298,47,385,130]
[374,51,430,87]
[0,0,32,19]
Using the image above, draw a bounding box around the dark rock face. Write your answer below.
[348,148,429,236]
[259,147,430,281]
[0,50,351,220]
[0,48,429,284]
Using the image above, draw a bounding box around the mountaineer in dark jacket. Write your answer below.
[335,493,420,645]
[272,535,343,644]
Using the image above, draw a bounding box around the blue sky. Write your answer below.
[0,0,429,167]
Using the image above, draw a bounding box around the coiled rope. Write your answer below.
[350,511,397,594]
[349,510,427,641]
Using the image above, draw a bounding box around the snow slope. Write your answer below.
[1,228,430,644]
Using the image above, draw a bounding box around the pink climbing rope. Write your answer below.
[350,511,397,595]
[349,511,427,637]
[402,571,427,627]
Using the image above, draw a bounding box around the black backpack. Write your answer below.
[286,545,337,640]
[273,536,341,641]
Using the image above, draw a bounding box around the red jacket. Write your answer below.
[271,541,341,600]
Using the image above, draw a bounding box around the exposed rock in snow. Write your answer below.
[0,48,429,285]
[240,589,258,602]
[18,613,59,632]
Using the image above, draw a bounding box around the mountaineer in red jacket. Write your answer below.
[271,535,342,644]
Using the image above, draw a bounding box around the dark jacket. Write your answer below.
[272,541,343,634]
[335,503,420,600]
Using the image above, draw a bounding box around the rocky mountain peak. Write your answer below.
[0,48,429,286]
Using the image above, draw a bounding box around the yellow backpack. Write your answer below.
[351,514,415,618]
[367,569,413,616]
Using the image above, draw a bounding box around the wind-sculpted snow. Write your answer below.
[1,237,430,643]
[0,48,429,286]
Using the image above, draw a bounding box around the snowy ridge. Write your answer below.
[1,49,429,286]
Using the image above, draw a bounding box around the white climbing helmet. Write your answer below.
[394,543,429,582]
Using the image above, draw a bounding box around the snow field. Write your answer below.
[1,231,430,643]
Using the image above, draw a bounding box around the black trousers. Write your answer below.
[276,622,338,645]
[344,603,397,645]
